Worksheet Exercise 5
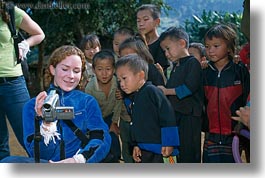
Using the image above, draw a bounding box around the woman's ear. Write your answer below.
[49,65,55,76]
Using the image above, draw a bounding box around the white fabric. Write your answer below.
[40,120,61,146]
[18,40,30,60]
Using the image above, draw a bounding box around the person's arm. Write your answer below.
[231,106,250,129]
[19,11,45,47]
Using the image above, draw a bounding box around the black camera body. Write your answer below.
[42,90,74,122]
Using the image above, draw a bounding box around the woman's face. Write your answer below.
[50,55,82,92]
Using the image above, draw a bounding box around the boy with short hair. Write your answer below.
[136,4,169,77]
[115,54,179,163]
[158,27,204,163]
[85,50,122,162]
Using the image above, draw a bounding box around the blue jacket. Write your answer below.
[23,85,111,163]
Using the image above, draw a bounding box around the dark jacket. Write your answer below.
[202,60,250,135]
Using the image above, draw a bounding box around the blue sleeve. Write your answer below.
[175,84,192,100]
[161,127,180,147]
[78,97,111,163]
[175,59,202,100]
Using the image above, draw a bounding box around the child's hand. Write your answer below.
[155,63,164,74]
[201,60,209,69]
[132,146,142,163]
[161,146,173,157]
[115,88,123,100]
[109,122,120,135]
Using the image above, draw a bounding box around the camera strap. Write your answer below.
[34,116,43,163]
[63,120,104,148]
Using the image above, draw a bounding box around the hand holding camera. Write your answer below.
[35,89,74,122]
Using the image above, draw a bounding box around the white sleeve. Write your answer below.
[40,120,61,146]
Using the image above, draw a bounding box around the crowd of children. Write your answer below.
[0,3,250,164]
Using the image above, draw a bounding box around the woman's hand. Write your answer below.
[49,158,76,163]
[34,91,48,116]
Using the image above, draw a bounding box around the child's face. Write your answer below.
[50,55,82,92]
[188,47,202,62]
[113,34,132,56]
[160,37,183,62]
[93,58,115,85]
[205,37,229,63]
[137,9,159,35]
[84,43,100,61]
[116,65,143,94]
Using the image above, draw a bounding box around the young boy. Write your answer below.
[85,50,122,162]
[188,42,207,66]
[115,54,179,163]
[136,4,169,77]
[202,24,250,163]
[158,27,204,163]
[112,27,135,163]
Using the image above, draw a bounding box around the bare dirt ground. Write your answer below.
[8,121,27,156]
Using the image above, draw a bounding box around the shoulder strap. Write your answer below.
[63,120,104,148]
[63,120,90,148]
[5,2,21,64]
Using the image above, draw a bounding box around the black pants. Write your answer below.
[140,150,163,163]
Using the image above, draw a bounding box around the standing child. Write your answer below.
[136,4,170,77]
[79,34,101,90]
[202,24,250,163]
[112,27,135,163]
[85,50,122,162]
[158,27,204,163]
[115,54,179,163]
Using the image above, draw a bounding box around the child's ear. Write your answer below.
[139,70,145,79]
[155,18,160,26]
[179,39,187,48]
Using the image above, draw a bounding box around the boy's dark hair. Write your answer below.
[114,27,135,37]
[189,42,206,57]
[79,34,101,52]
[116,54,148,80]
[160,27,189,48]
[92,49,116,69]
[136,4,161,19]
[204,24,237,59]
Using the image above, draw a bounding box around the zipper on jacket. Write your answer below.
[217,70,222,144]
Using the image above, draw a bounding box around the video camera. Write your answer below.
[42,90,74,122]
